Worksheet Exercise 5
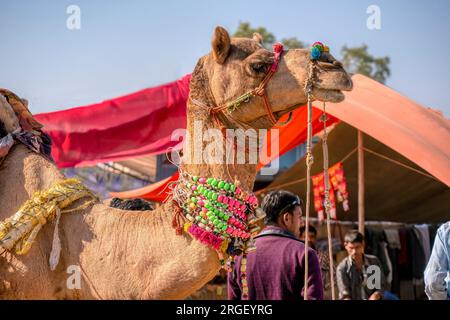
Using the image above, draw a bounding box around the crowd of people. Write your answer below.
[227,190,450,300]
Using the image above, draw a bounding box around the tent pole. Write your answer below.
[358,130,365,235]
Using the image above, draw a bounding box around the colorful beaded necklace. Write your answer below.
[171,171,262,263]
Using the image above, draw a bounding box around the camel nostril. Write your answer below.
[318,60,342,70]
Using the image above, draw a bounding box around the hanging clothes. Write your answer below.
[384,229,401,250]
[406,227,426,280]
[381,242,393,286]
[387,246,401,296]
[365,228,390,279]
[414,224,431,265]
[398,228,411,280]
[428,224,440,248]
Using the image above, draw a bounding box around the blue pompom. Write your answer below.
[311,47,321,60]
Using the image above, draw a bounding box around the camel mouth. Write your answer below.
[312,88,346,103]
[312,75,353,103]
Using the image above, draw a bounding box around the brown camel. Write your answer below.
[0,26,352,299]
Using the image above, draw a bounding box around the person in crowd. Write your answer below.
[424,221,450,300]
[228,190,323,300]
[299,225,336,299]
[336,230,387,300]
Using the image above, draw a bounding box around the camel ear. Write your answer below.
[211,26,231,64]
[0,95,20,133]
[252,32,263,45]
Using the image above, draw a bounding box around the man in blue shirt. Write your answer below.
[424,221,450,300]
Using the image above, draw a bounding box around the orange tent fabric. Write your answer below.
[320,74,450,186]
[110,107,339,201]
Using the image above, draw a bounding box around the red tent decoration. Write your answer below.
[35,74,191,168]
[312,162,350,222]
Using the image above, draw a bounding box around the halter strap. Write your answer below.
[196,43,293,128]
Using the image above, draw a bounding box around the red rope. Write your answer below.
[171,200,183,235]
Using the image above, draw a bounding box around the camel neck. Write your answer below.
[181,101,260,192]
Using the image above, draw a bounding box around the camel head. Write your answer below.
[193,26,353,129]
[0,94,20,137]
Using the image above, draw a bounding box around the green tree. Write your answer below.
[233,22,276,48]
[341,44,390,84]
[233,22,305,50]
[280,37,306,49]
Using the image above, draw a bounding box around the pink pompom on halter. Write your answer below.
[270,43,284,72]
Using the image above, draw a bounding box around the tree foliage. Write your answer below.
[341,44,390,84]
[233,22,276,47]
[233,22,391,83]
[233,22,305,49]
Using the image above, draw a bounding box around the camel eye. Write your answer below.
[251,63,267,73]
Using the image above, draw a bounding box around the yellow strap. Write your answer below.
[0,178,97,255]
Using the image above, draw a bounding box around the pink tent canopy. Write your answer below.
[320,75,450,186]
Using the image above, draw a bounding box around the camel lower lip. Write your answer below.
[312,88,345,102]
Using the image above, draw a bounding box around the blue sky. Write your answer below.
[1,0,449,117]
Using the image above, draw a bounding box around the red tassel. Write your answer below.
[172,202,183,235]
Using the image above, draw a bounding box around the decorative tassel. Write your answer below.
[171,203,183,235]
